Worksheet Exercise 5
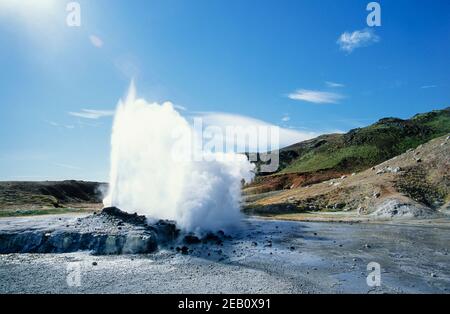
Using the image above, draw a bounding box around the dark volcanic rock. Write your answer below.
[180,246,189,254]
[183,234,201,244]
[153,220,180,243]
[202,232,223,245]
[101,207,147,226]
[0,207,178,255]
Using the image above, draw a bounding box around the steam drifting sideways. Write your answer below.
[103,83,255,233]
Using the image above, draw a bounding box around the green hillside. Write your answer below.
[277,107,450,175]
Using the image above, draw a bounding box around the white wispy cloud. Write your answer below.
[48,121,59,127]
[288,89,344,104]
[54,163,82,170]
[325,81,345,88]
[194,112,321,150]
[89,35,103,48]
[174,104,187,111]
[421,85,437,89]
[337,28,379,53]
[281,115,290,122]
[45,120,75,129]
[114,56,140,79]
[68,109,115,119]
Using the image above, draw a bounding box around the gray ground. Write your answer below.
[0,215,449,293]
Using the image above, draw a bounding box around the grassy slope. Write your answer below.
[0,181,106,214]
[244,134,450,218]
[278,107,450,175]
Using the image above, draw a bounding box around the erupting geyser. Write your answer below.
[103,83,255,233]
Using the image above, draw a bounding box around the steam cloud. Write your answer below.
[103,83,255,233]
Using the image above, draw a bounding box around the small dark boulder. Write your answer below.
[180,246,189,255]
[183,234,201,244]
[101,207,147,226]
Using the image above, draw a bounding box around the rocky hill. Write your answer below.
[244,134,450,219]
[246,106,450,194]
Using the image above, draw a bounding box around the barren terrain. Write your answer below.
[1,215,449,293]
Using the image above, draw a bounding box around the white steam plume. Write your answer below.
[103,82,255,233]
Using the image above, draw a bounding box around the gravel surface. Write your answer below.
[0,216,449,293]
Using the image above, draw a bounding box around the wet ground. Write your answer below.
[0,216,449,293]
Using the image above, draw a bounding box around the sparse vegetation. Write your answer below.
[0,181,106,216]
[0,207,94,218]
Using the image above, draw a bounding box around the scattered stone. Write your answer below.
[92,262,97,266]
[431,273,437,278]
[376,166,401,175]
[203,232,223,245]
[101,207,147,226]
[357,207,364,215]
[180,246,189,255]
[365,243,371,249]
[184,234,201,244]
[333,203,346,210]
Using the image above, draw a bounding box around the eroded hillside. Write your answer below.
[244,134,450,220]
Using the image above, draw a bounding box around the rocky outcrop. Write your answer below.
[0,207,177,255]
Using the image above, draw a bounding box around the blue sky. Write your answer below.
[0,0,449,181]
